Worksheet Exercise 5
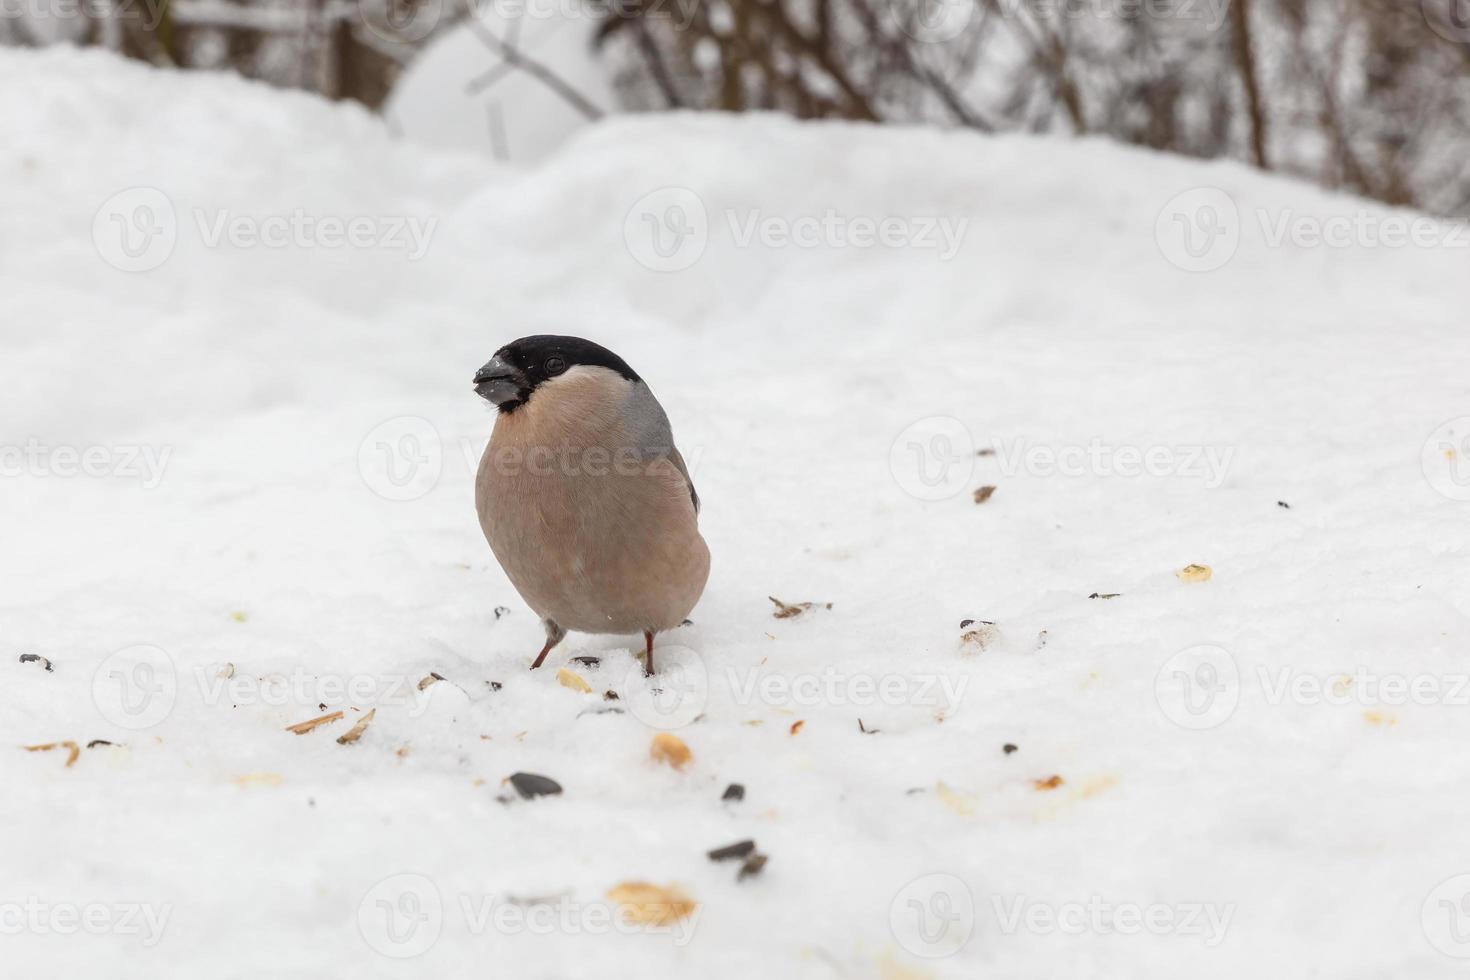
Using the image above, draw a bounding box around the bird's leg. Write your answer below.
[643,629,656,677]
[530,619,566,670]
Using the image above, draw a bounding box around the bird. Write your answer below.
[472,335,709,676]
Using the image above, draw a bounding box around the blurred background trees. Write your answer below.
[5,0,1469,213]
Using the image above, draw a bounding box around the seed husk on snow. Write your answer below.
[336,708,376,745]
[1177,563,1213,583]
[972,485,997,504]
[557,668,593,693]
[708,840,756,862]
[650,733,692,770]
[1003,743,1019,755]
[1033,774,1064,790]
[23,741,80,767]
[738,853,768,881]
[960,623,999,652]
[858,718,880,734]
[577,705,625,717]
[571,656,601,669]
[606,882,697,925]
[418,672,446,691]
[18,654,52,672]
[285,710,344,735]
[768,596,832,620]
[507,772,563,799]
[1089,592,1122,600]
[721,783,745,802]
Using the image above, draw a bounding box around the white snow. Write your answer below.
[3,44,1470,980]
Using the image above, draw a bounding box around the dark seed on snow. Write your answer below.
[488,681,503,691]
[1089,592,1122,600]
[493,606,511,619]
[19,654,52,672]
[738,853,768,881]
[708,840,756,862]
[86,739,114,749]
[571,656,601,668]
[1278,501,1291,509]
[1003,743,1018,755]
[721,783,745,802]
[960,619,974,629]
[508,772,562,800]
[603,690,620,701]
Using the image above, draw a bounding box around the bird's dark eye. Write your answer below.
[544,355,568,376]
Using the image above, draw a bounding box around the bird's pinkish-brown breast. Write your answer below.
[475,367,709,635]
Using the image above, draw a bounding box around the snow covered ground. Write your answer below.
[3,45,1470,980]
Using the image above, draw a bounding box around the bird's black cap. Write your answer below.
[474,335,641,412]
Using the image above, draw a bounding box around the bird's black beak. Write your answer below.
[473,355,524,407]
